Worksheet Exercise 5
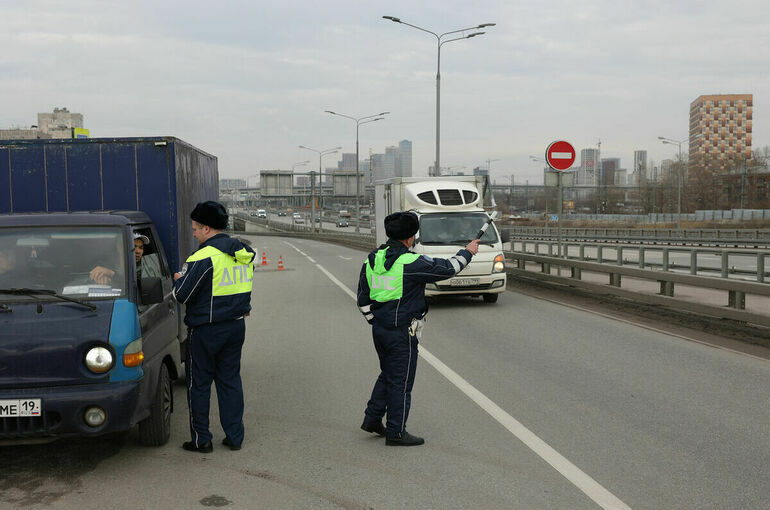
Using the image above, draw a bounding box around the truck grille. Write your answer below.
[0,412,61,439]
[462,190,478,204]
[437,189,463,205]
[417,191,437,205]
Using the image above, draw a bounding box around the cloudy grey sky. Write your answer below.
[2,0,769,184]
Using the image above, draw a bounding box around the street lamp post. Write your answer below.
[299,146,341,232]
[658,136,686,231]
[325,111,389,233]
[383,16,494,176]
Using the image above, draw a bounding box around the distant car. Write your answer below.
[256,209,267,218]
[249,211,257,216]
[336,219,349,227]
[294,217,305,224]
[277,211,286,216]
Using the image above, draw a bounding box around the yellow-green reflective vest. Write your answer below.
[186,245,254,296]
[366,248,419,302]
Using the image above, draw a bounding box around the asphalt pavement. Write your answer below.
[1,234,768,509]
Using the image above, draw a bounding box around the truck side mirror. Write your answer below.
[500,229,510,243]
[140,277,164,305]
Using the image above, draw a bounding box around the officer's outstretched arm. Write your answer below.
[405,248,474,284]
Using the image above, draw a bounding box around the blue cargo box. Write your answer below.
[0,137,218,272]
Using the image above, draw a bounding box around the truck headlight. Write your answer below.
[85,346,114,374]
[493,254,505,273]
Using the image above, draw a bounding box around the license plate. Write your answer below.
[0,399,42,417]
[450,277,480,287]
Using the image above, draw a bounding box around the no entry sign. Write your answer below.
[545,140,576,171]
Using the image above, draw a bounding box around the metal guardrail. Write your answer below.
[503,227,770,247]
[512,241,769,283]
[236,213,770,327]
[234,214,376,251]
[505,252,770,328]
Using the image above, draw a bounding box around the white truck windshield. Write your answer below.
[419,212,499,245]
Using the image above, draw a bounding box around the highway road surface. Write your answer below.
[1,234,768,509]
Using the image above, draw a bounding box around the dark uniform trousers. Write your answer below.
[186,318,246,447]
[364,322,419,438]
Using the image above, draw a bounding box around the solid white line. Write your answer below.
[310,252,631,509]
[419,350,631,510]
[307,257,316,263]
[316,264,357,300]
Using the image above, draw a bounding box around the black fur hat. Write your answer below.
[384,211,419,240]
[190,201,229,230]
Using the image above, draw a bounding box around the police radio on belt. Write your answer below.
[475,211,498,240]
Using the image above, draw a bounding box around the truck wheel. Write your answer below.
[482,293,499,303]
[139,363,172,446]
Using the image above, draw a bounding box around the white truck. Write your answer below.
[374,176,508,303]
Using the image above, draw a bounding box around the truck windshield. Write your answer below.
[419,212,499,245]
[0,227,127,300]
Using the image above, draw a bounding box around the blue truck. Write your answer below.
[0,137,218,445]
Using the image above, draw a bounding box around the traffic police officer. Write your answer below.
[357,211,479,446]
[173,201,256,453]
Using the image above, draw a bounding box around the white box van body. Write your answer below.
[374,177,507,303]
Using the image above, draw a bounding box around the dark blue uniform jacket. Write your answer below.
[357,239,473,328]
[173,234,256,327]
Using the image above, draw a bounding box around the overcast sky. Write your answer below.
[2,0,769,184]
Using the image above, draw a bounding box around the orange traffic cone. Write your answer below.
[261,251,268,266]
[277,255,285,271]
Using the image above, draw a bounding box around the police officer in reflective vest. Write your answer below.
[357,211,479,446]
[173,201,255,453]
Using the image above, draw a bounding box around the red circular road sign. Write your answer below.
[545,140,576,171]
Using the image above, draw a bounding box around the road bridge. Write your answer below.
[1,232,768,510]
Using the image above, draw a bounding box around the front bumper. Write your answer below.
[0,381,140,440]
[425,273,507,296]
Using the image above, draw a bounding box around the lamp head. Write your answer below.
[478,23,496,28]
[383,16,401,23]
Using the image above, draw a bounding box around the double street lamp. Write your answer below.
[383,16,494,176]
[298,146,341,231]
[658,136,686,231]
[325,111,389,233]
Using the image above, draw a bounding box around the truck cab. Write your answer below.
[374,177,508,303]
[0,212,181,445]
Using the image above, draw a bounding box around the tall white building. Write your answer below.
[633,150,648,182]
[579,148,600,186]
[398,140,412,177]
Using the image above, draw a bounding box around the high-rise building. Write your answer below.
[340,153,357,172]
[383,146,398,180]
[689,94,752,174]
[579,148,600,186]
[398,140,412,177]
[633,150,648,181]
[601,158,620,185]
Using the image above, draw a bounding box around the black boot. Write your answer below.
[385,432,424,446]
[360,420,386,437]
[222,437,242,451]
[182,440,213,453]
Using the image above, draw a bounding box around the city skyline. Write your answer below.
[1,2,768,185]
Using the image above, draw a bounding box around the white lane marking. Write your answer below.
[307,257,316,263]
[309,248,631,510]
[418,350,631,510]
[339,256,353,260]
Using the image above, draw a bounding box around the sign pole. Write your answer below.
[545,140,575,259]
[556,172,562,257]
